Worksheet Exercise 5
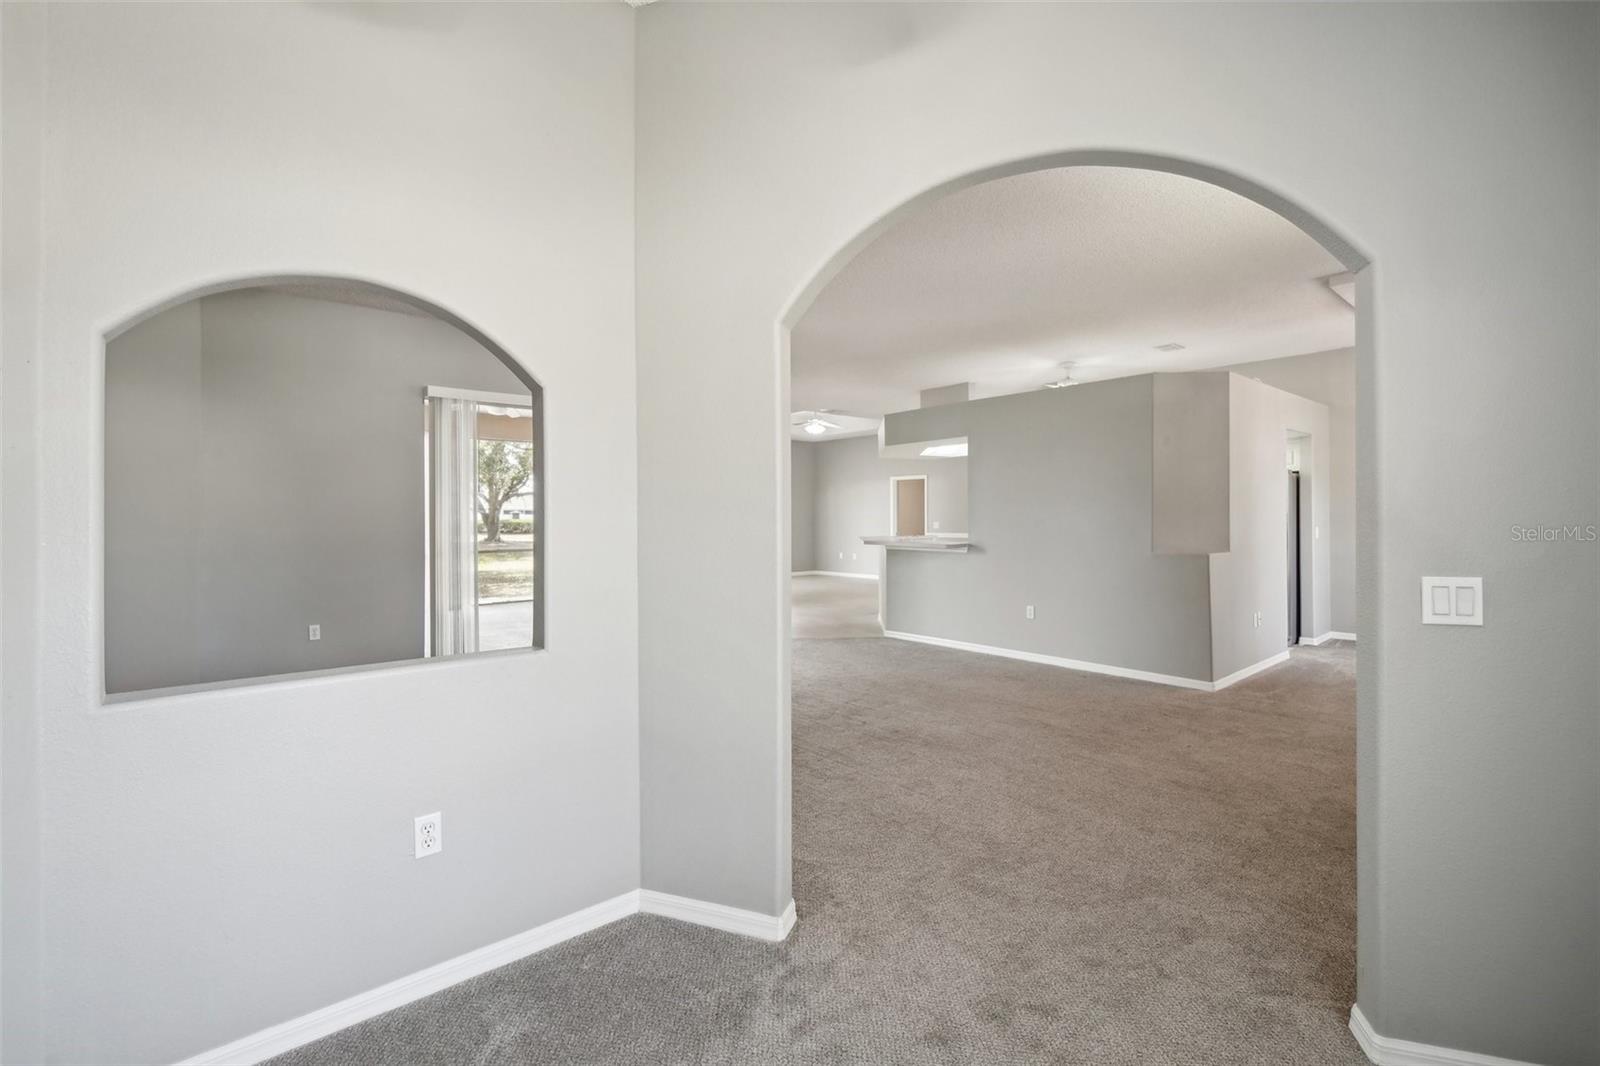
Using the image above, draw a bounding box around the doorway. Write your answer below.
[1287,468,1301,647]
[776,153,1368,1064]
[890,475,927,536]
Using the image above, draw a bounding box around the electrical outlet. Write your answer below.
[1025,605,1035,620]
[931,520,941,530]
[308,624,321,641]
[414,812,442,858]
[838,551,844,560]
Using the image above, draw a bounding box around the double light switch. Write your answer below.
[1421,577,1483,626]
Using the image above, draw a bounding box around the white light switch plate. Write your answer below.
[1421,576,1482,626]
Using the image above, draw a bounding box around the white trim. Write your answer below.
[1348,1004,1542,1066]
[1211,649,1292,690]
[792,570,879,580]
[175,891,638,1065]
[639,890,797,943]
[423,385,532,407]
[1299,631,1356,646]
[882,631,1213,690]
[175,889,796,1065]
[882,632,1293,693]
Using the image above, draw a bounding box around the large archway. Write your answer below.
[776,149,1373,1055]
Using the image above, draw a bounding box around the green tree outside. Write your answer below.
[476,440,532,545]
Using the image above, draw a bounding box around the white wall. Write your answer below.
[1,4,637,1063]
[1,5,49,1054]
[636,5,1599,1064]
[1225,348,1356,634]
[798,435,967,576]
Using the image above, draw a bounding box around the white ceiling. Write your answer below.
[791,166,1353,420]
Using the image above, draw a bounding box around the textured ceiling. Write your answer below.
[791,166,1353,418]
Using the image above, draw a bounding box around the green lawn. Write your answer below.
[477,547,533,603]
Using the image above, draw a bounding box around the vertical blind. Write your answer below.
[428,395,479,656]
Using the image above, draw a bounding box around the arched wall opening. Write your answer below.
[104,273,543,393]
[775,149,1374,1029]
[98,274,546,698]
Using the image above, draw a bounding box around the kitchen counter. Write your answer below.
[859,535,972,553]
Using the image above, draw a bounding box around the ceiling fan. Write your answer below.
[1043,361,1080,389]
[792,410,842,436]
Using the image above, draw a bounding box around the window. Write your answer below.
[425,389,542,656]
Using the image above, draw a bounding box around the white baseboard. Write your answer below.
[882,630,1213,690]
[793,570,878,580]
[1328,630,1357,642]
[883,631,1294,693]
[1212,649,1292,690]
[176,889,796,1065]
[1300,631,1357,646]
[1349,1004,1542,1066]
[639,890,797,942]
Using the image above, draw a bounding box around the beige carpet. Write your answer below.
[274,628,1361,1065]
[792,573,882,639]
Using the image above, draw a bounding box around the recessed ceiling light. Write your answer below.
[1154,342,1186,352]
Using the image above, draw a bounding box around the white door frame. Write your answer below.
[888,474,929,537]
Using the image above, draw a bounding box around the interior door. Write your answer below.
[895,478,926,536]
[1287,470,1301,646]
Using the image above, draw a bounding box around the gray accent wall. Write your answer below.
[104,299,204,693]
[883,377,1216,682]
[789,440,816,573]
[793,435,967,576]
[1152,373,1231,556]
[918,382,970,408]
[1207,374,1332,679]
[105,288,529,694]
[880,372,1331,683]
[1224,349,1356,634]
